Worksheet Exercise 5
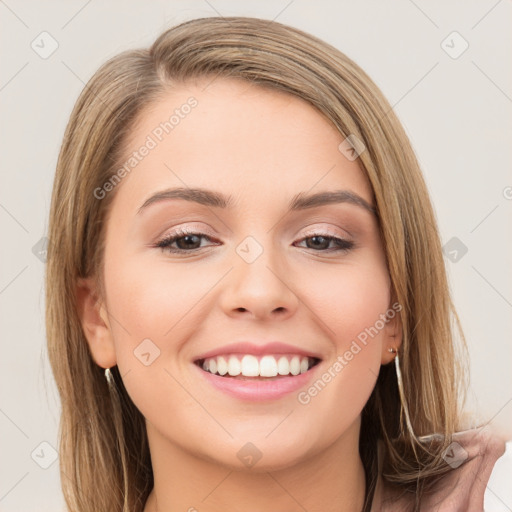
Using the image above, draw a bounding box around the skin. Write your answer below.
[77,77,402,512]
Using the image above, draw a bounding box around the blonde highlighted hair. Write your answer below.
[46,16,468,512]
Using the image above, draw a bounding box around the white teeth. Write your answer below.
[241,355,259,376]
[277,356,289,375]
[199,354,317,377]
[217,356,228,376]
[228,355,241,376]
[290,356,301,376]
[259,355,278,377]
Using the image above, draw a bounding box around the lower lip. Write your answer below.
[192,361,322,402]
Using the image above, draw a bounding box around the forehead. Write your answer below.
[113,77,373,212]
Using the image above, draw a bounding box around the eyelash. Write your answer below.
[155,228,355,255]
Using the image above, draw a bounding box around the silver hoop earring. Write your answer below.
[105,367,115,388]
[388,348,415,439]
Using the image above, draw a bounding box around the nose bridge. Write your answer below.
[221,231,298,317]
[233,232,284,286]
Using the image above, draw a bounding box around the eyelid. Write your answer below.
[159,224,351,241]
[156,223,216,240]
[298,224,352,240]
[155,221,354,243]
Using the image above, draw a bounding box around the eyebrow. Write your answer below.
[137,187,376,215]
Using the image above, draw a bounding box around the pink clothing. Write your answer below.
[370,427,506,511]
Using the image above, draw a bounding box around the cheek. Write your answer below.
[304,263,389,389]
[305,261,391,347]
[101,255,198,421]
[104,251,210,343]
[297,260,390,396]
[101,249,228,396]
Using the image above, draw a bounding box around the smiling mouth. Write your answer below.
[194,354,322,380]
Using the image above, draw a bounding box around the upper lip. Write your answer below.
[193,341,323,362]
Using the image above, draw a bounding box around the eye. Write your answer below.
[294,234,354,253]
[155,229,218,254]
[155,229,354,255]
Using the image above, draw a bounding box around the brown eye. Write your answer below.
[295,234,354,252]
[156,231,217,254]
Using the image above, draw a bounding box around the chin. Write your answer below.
[200,433,317,473]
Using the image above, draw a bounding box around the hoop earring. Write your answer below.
[103,366,131,497]
[103,367,125,428]
[105,367,116,389]
[388,347,416,440]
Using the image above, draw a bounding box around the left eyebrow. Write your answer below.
[289,190,376,215]
[137,187,376,215]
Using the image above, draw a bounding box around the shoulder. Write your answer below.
[485,437,512,511]
[374,427,507,512]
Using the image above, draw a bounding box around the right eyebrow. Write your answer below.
[138,187,233,213]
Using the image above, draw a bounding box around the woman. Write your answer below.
[46,16,505,512]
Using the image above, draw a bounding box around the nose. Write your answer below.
[219,237,300,321]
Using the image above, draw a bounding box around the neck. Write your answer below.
[144,417,367,512]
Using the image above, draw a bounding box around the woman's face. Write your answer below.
[82,78,400,471]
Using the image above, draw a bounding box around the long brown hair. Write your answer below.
[46,16,468,512]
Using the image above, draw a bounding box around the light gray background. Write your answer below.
[1,1,511,510]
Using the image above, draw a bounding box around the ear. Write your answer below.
[381,292,403,365]
[76,277,117,369]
